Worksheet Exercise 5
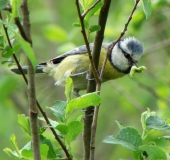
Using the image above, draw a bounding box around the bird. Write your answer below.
[11,37,143,94]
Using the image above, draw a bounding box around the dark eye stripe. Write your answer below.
[117,41,134,65]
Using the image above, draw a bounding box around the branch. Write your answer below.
[20,1,40,160]
[144,38,170,55]
[1,7,72,160]
[134,78,170,105]
[75,2,104,159]
[100,0,141,81]
[15,11,72,160]
[111,82,143,111]
[75,0,109,159]
[75,0,100,83]
[91,0,141,159]
[0,13,28,84]
[14,17,32,44]
[89,0,111,159]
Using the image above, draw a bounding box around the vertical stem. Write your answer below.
[90,0,141,159]
[21,1,40,159]
[89,0,111,159]
[2,4,72,160]
[74,1,101,159]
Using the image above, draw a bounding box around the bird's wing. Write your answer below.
[39,44,95,65]
[39,42,114,65]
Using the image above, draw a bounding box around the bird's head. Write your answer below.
[110,37,143,73]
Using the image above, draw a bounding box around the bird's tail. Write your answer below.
[11,65,44,75]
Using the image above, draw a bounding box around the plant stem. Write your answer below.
[75,0,100,83]
[1,7,72,160]
[89,0,111,159]
[20,1,40,159]
[75,1,102,159]
[90,0,141,159]
[108,0,140,52]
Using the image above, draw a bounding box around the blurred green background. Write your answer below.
[1,0,170,159]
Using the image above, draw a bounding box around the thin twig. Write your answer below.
[0,10,72,160]
[21,1,40,159]
[144,38,170,55]
[100,0,141,81]
[75,0,100,83]
[111,81,143,111]
[3,5,12,12]
[75,2,104,159]
[134,78,170,104]
[75,1,109,159]
[0,13,28,84]
[89,0,111,159]
[90,0,141,159]
[14,17,32,44]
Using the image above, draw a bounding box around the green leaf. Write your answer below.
[79,0,94,11]
[43,25,67,43]
[115,120,124,130]
[142,0,152,19]
[40,135,57,159]
[146,116,170,131]
[56,124,68,135]
[6,23,18,40]
[21,142,33,159]
[2,45,13,58]
[0,0,8,11]
[89,25,101,33]
[74,18,88,29]
[21,150,33,159]
[17,114,31,136]
[76,115,83,122]
[85,1,103,21]
[47,101,67,122]
[54,147,62,153]
[40,144,49,160]
[72,22,81,27]
[10,0,21,20]
[66,92,101,115]
[141,109,156,138]
[12,30,38,69]
[39,127,46,135]
[65,121,83,145]
[1,61,8,65]
[0,35,4,47]
[65,77,73,102]
[38,117,58,128]
[103,127,143,151]
[141,109,150,131]
[13,43,21,52]
[10,134,21,156]
[139,145,167,159]
[3,148,20,159]
[21,141,31,150]
[83,19,89,29]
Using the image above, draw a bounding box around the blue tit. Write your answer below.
[11,37,143,93]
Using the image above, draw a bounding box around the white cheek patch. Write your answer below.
[111,45,129,71]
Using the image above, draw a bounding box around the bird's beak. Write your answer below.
[132,61,138,67]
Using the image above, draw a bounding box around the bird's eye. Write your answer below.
[124,52,130,58]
